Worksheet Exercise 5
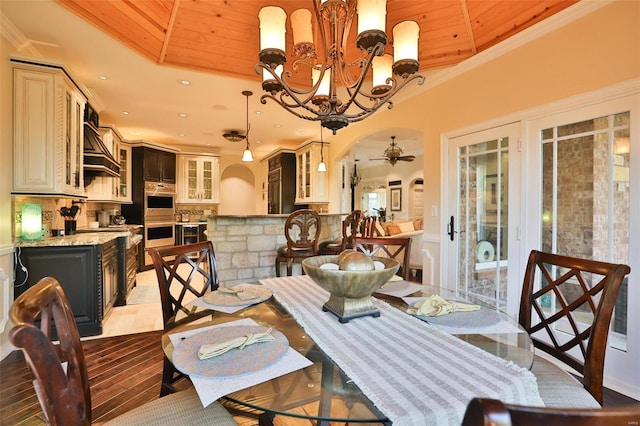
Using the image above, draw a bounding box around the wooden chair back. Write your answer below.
[341,209,362,250]
[462,397,640,426]
[9,277,92,425]
[361,216,377,238]
[352,236,412,280]
[519,250,630,404]
[283,209,321,253]
[148,240,219,331]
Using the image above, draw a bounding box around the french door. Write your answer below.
[525,94,639,397]
[444,123,522,316]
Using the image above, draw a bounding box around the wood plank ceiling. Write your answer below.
[56,0,579,84]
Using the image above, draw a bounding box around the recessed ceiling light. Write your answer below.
[134,132,140,136]
[178,113,188,118]
[180,79,191,85]
[122,111,129,115]
[212,105,227,111]
[178,133,185,137]
[255,111,262,115]
[255,140,261,144]
[99,75,109,80]
[274,124,282,128]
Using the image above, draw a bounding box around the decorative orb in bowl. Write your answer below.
[302,254,400,323]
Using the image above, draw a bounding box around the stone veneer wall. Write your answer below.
[207,214,342,286]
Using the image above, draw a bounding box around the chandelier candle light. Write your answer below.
[257,0,424,134]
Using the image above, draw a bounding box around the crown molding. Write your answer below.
[0,11,41,56]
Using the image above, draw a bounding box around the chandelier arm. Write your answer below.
[260,96,323,123]
[333,42,385,115]
[334,0,360,89]
[256,63,319,105]
[260,93,323,121]
[334,73,427,122]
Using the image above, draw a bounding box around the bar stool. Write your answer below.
[319,210,361,255]
[275,209,321,277]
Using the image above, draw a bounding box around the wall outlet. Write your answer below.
[431,206,438,217]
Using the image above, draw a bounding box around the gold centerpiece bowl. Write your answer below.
[302,254,400,323]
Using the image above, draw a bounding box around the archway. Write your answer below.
[219,164,256,215]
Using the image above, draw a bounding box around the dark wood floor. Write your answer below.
[1,331,637,425]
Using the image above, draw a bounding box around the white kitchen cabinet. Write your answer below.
[12,60,86,197]
[177,154,220,204]
[295,141,329,204]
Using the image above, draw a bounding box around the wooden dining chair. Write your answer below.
[360,215,377,238]
[352,236,412,280]
[519,250,631,407]
[275,209,321,276]
[9,276,237,426]
[149,241,220,396]
[462,397,640,426]
[319,209,361,255]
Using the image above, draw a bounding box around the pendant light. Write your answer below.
[241,90,254,162]
[317,125,327,172]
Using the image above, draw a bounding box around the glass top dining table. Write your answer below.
[162,278,535,425]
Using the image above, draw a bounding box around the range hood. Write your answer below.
[84,123,120,178]
[83,104,120,179]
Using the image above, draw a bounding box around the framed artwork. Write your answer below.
[390,187,402,211]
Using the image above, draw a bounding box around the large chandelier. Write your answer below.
[256,0,425,134]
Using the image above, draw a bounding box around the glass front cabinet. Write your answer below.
[177,154,220,204]
[295,141,329,204]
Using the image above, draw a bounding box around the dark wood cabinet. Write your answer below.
[140,147,176,183]
[14,243,116,337]
[267,152,297,214]
[115,228,142,306]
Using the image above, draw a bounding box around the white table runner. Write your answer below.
[262,276,544,425]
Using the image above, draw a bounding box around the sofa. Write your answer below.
[375,219,424,271]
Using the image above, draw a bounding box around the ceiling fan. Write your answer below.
[369,136,416,166]
[222,130,245,142]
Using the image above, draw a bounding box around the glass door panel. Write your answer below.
[445,123,520,315]
[458,138,509,309]
[540,111,630,350]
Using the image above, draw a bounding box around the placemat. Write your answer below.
[376,280,409,292]
[415,305,501,328]
[172,325,288,378]
[203,284,272,306]
[167,319,312,408]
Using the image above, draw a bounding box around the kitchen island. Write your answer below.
[207,214,343,285]
[14,225,142,337]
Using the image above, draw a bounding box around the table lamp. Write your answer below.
[21,204,42,240]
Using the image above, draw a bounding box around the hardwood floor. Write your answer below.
[1,330,638,425]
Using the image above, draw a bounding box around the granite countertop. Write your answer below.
[77,224,143,232]
[16,224,144,248]
[15,232,126,248]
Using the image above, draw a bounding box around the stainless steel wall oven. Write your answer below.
[144,181,175,220]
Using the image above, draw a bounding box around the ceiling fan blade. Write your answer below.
[369,158,387,161]
[398,156,416,161]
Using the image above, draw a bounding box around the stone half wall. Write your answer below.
[207,214,342,286]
